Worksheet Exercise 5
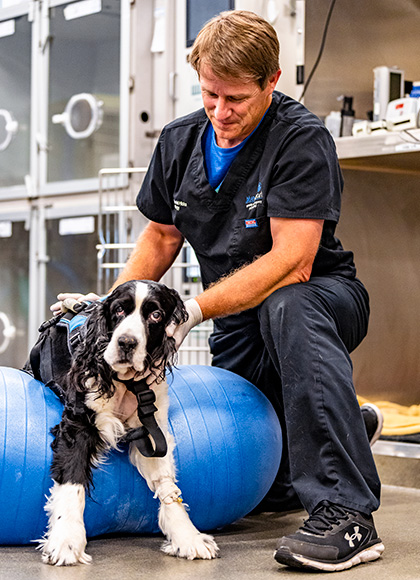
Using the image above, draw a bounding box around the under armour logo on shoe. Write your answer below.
[344,526,362,547]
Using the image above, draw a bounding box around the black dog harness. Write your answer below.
[27,303,91,408]
[25,302,167,458]
[118,376,167,457]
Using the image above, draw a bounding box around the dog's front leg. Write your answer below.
[130,443,218,560]
[127,383,219,560]
[39,481,91,566]
[39,407,103,566]
[155,474,219,560]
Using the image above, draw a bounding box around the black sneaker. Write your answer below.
[274,501,385,572]
[361,403,384,446]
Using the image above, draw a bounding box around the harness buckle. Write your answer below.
[137,389,156,407]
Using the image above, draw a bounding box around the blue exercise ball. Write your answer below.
[0,365,282,544]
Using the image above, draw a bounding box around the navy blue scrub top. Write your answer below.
[137,91,356,291]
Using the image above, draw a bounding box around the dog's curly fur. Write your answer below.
[24,280,218,566]
[65,280,187,399]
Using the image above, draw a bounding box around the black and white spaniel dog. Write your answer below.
[23,280,219,566]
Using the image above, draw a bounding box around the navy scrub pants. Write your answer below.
[209,275,381,516]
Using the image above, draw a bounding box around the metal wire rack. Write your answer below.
[97,167,213,366]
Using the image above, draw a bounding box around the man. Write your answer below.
[57,10,384,572]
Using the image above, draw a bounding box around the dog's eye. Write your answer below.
[149,310,162,323]
[115,306,125,317]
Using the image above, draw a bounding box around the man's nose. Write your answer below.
[214,98,231,120]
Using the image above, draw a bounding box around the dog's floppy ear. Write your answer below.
[148,288,187,379]
[170,288,189,325]
[66,300,114,397]
[165,288,188,338]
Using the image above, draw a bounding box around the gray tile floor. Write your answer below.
[1,485,419,580]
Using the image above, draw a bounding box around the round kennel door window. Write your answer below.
[0,311,16,354]
[0,109,19,152]
[52,93,104,140]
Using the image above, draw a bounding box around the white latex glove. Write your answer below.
[166,298,203,349]
[50,292,101,315]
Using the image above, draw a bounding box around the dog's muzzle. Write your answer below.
[117,334,138,358]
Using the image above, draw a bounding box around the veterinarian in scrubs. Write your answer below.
[64,10,384,572]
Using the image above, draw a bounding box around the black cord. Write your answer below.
[299,0,338,102]
[402,129,420,144]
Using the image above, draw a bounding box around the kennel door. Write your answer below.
[0,215,29,369]
[44,209,98,321]
[0,6,31,195]
[45,0,122,188]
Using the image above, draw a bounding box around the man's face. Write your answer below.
[200,63,280,148]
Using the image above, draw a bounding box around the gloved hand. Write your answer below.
[50,292,101,315]
[166,298,203,349]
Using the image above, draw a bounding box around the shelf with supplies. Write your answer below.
[335,130,420,175]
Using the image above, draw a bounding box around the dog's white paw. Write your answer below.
[39,539,92,566]
[38,525,91,566]
[41,545,92,567]
[161,532,219,560]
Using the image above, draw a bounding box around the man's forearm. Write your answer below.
[195,250,305,321]
[195,218,323,321]
[111,222,184,290]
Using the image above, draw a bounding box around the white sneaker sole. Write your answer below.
[275,542,385,572]
[363,403,384,446]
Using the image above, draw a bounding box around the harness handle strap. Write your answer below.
[120,376,168,458]
[122,420,168,458]
[37,299,89,334]
[61,298,87,314]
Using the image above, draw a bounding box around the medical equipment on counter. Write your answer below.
[325,111,341,138]
[410,82,420,98]
[325,95,355,138]
[352,119,388,137]
[340,96,355,136]
[386,97,420,131]
[373,66,404,121]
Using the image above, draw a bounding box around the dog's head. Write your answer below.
[98,280,187,381]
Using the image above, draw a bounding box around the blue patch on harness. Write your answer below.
[56,300,97,353]
[59,314,88,334]
[245,219,258,228]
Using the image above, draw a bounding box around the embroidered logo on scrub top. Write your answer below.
[245,182,263,211]
[174,200,188,211]
[245,219,258,228]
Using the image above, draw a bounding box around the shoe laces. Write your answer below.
[300,501,358,536]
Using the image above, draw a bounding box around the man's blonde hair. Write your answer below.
[188,10,280,89]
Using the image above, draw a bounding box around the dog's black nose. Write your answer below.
[118,335,138,352]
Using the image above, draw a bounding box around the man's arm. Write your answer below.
[50,221,183,313]
[111,221,185,289]
[195,217,324,321]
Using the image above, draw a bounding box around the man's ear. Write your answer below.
[267,69,281,92]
